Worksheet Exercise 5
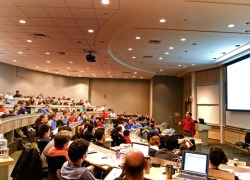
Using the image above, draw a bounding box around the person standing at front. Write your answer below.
[179,112,196,137]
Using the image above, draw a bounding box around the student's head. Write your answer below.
[113,123,118,129]
[149,135,161,146]
[44,105,49,109]
[164,135,178,151]
[63,110,68,117]
[40,114,48,123]
[150,123,156,129]
[120,120,126,126]
[71,112,75,116]
[94,128,106,141]
[87,124,94,132]
[68,139,90,162]
[179,143,188,152]
[38,124,50,137]
[58,126,72,132]
[54,130,71,149]
[117,126,122,133]
[123,130,130,137]
[123,149,145,177]
[49,112,56,120]
[209,146,228,167]
[13,104,20,110]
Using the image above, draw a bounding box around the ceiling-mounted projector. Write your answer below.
[86,51,96,62]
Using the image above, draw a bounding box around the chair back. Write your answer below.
[44,152,66,173]
[36,140,48,153]
[245,132,250,143]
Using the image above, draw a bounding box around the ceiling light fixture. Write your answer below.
[69,61,73,64]
[45,52,50,55]
[46,61,51,63]
[36,66,39,69]
[181,38,186,41]
[169,47,174,50]
[159,57,163,60]
[18,51,23,54]
[13,60,17,62]
[160,69,163,71]
[101,0,110,5]
[165,52,169,54]
[55,72,58,74]
[133,76,136,78]
[88,29,94,33]
[135,36,141,40]
[140,77,143,79]
[27,40,32,43]
[178,65,181,67]
[81,71,83,73]
[132,56,136,59]
[128,48,133,51]
[228,24,235,28]
[19,20,26,24]
[159,19,166,23]
[67,74,69,76]
[192,64,195,66]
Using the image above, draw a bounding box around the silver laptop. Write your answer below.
[132,142,149,157]
[176,151,209,180]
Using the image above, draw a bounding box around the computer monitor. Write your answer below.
[199,118,205,124]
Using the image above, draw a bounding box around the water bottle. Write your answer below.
[116,148,121,161]
[0,134,8,158]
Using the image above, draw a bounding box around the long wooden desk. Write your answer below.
[0,157,14,180]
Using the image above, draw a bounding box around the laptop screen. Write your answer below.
[132,142,149,157]
[182,151,209,176]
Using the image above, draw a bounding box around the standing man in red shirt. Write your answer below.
[179,112,196,137]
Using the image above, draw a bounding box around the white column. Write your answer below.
[191,72,197,120]
[219,67,224,143]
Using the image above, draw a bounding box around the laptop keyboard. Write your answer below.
[176,173,206,180]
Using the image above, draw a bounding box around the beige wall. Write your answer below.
[0,63,89,100]
[89,78,150,115]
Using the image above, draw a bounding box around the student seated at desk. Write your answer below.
[114,149,145,180]
[155,135,179,161]
[82,125,95,142]
[41,105,50,114]
[94,128,109,149]
[48,131,71,161]
[68,112,78,122]
[34,114,49,128]
[123,130,132,144]
[96,118,104,127]
[209,146,239,180]
[60,139,96,180]
[0,104,9,116]
[176,142,188,156]
[34,124,51,143]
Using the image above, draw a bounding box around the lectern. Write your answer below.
[195,124,211,145]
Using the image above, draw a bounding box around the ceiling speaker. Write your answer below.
[86,51,96,62]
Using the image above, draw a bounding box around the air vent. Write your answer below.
[57,52,67,55]
[143,56,153,58]
[68,70,77,72]
[148,40,161,44]
[32,33,47,39]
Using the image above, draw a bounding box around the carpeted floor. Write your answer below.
[8,139,250,180]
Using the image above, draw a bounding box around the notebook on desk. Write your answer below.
[176,151,209,180]
[132,142,149,157]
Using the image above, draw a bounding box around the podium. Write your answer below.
[194,124,211,145]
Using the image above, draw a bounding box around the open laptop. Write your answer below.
[176,151,209,180]
[132,142,149,157]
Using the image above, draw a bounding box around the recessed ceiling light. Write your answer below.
[101,0,110,5]
[134,72,137,74]
[19,20,26,24]
[27,39,32,43]
[69,61,73,64]
[13,60,17,62]
[159,57,163,60]
[159,19,166,23]
[132,56,136,59]
[86,68,90,70]
[192,64,195,66]
[183,66,186,68]
[18,51,23,54]
[135,36,141,40]
[67,74,69,76]
[108,71,110,73]
[165,52,169,55]
[88,29,94,33]
[67,67,70,70]
[228,24,235,28]
[109,76,112,78]
[128,48,133,51]
[160,69,163,71]
[169,47,174,50]
[36,66,39,69]
[178,65,181,67]
[46,61,51,63]
[55,72,58,74]
[80,70,83,73]
[181,38,186,41]
[78,75,81,77]
[92,74,95,76]
[140,77,143,79]
[133,76,136,78]
[45,52,50,55]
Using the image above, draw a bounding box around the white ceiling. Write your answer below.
[0,0,249,79]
